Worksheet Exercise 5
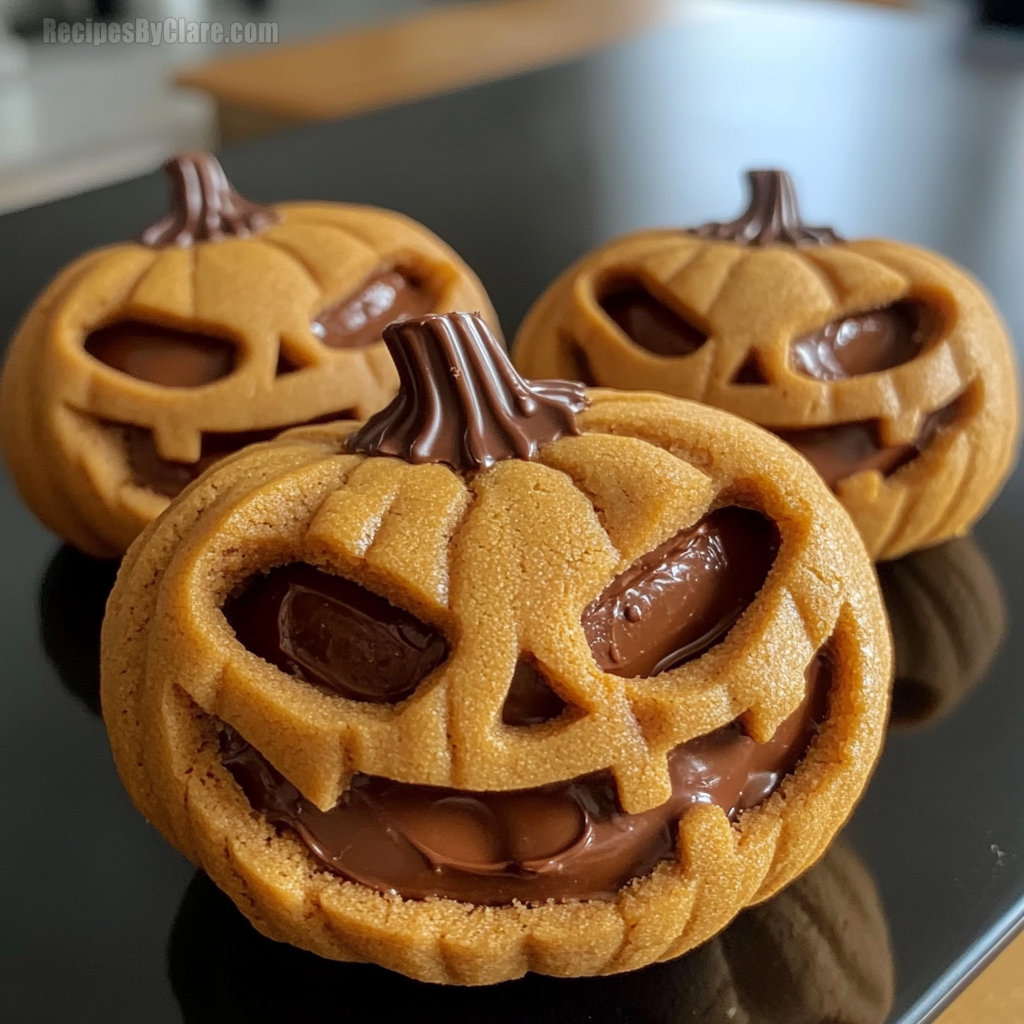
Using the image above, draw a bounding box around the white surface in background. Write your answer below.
[0,0,431,212]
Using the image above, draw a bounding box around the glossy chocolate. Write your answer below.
[693,169,843,247]
[791,302,922,381]
[583,507,780,678]
[600,280,707,356]
[141,151,278,248]
[86,321,235,387]
[224,563,448,703]
[312,269,435,349]
[221,649,831,905]
[777,397,961,490]
[348,312,586,472]
[123,411,354,498]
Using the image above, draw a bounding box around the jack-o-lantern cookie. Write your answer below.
[102,312,890,984]
[0,151,497,558]
[512,169,1019,561]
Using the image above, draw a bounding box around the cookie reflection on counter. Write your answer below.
[880,536,1006,729]
[168,839,893,1024]
[38,544,119,716]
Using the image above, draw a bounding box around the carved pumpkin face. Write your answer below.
[101,313,889,984]
[0,152,498,557]
[512,170,1019,561]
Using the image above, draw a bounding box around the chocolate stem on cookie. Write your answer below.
[141,151,279,248]
[693,169,843,247]
[347,311,586,471]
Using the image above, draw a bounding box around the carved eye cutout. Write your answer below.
[790,301,925,381]
[776,393,962,490]
[312,268,436,350]
[223,563,448,703]
[583,506,779,678]
[599,277,708,357]
[501,659,570,726]
[85,321,236,387]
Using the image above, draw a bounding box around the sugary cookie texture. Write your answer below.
[0,151,497,557]
[101,312,890,985]
[512,169,1019,561]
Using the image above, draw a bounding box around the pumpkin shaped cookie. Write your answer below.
[102,312,890,984]
[0,151,497,558]
[512,170,1019,560]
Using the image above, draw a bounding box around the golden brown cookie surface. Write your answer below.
[511,169,1019,561]
[0,152,497,558]
[102,313,890,984]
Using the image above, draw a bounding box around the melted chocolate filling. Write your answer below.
[224,564,448,703]
[86,321,236,387]
[312,269,435,350]
[584,507,780,678]
[122,411,354,498]
[776,397,961,491]
[790,302,923,382]
[221,650,831,905]
[600,279,707,357]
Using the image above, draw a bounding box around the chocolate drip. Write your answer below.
[141,151,278,248]
[223,563,448,704]
[312,269,435,350]
[347,312,586,472]
[221,648,831,905]
[693,170,843,247]
[584,507,780,678]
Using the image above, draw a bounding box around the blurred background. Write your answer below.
[0,0,1021,214]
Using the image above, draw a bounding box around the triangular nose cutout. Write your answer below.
[731,351,769,385]
[275,350,303,376]
[502,660,569,726]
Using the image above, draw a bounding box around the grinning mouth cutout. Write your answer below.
[775,391,966,491]
[218,647,832,905]
[112,411,356,499]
